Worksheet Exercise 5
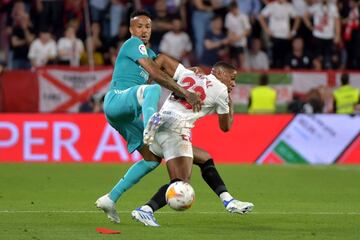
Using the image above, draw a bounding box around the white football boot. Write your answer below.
[95,194,120,223]
[224,199,254,214]
[131,207,160,227]
[143,112,163,145]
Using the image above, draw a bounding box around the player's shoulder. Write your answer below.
[206,75,228,97]
[124,36,142,44]
[207,74,227,90]
[122,37,144,50]
[147,47,157,59]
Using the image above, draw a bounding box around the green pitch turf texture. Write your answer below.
[0,164,359,240]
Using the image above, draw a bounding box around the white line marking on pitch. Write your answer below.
[0,210,360,215]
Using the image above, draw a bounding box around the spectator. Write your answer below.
[34,0,64,38]
[244,38,269,70]
[6,1,28,32]
[109,0,127,38]
[285,37,313,69]
[64,0,85,39]
[303,0,341,69]
[28,29,57,67]
[292,0,309,17]
[81,22,106,66]
[166,0,187,21]
[5,1,28,68]
[235,0,261,37]
[57,26,85,66]
[342,0,360,69]
[159,18,192,66]
[81,37,105,66]
[79,94,104,113]
[191,0,218,60]
[108,23,129,65]
[259,0,301,68]
[224,1,251,69]
[89,0,109,23]
[248,73,277,114]
[199,15,229,67]
[333,73,360,114]
[235,0,261,21]
[134,0,157,16]
[10,12,34,69]
[150,0,175,53]
[287,95,304,113]
[303,88,324,113]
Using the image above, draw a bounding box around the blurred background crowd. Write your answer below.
[0,0,359,70]
[0,0,359,114]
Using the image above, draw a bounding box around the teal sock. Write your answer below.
[109,160,160,202]
[142,84,161,129]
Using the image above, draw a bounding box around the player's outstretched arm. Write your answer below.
[154,54,179,77]
[217,95,234,132]
[139,57,202,112]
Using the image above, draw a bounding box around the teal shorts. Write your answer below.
[103,86,144,153]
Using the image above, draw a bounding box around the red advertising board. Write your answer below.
[1,114,359,164]
[0,114,142,163]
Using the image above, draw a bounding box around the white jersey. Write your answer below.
[308,3,339,39]
[159,64,230,136]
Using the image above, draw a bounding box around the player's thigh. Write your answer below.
[108,118,144,154]
[103,87,141,121]
[166,156,193,182]
[151,131,193,161]
[151,131,193,181]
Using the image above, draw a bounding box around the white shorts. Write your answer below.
[149,129,193,161]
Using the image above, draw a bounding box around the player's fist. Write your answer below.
[185,91,202,112]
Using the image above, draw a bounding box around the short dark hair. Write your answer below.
[229,1,238,10]
[341,73,349,85]
[259,73,269,85]
[130,10,152,20]
[211,14,222,22]
[213,61,236,71]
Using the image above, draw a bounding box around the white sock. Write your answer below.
[219,192,233,202]
[140,205,153,213]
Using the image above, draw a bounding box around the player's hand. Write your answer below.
[185,91,202,112]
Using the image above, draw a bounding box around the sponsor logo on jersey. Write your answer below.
[138,44,148,55]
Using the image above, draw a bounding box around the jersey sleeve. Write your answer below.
[215,88,230,114]
[289,5,298,17]
[173,63,194,81]
[125,37,150,62]
[147,47,158,60]
[261,4,272,17]
[331,4,339,18]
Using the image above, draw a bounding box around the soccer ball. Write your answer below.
[165,181,195,211]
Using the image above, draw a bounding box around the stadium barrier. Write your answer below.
[1,114,359,164]
[1,67,360,112]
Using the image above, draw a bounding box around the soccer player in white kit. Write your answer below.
[131,55,254,227]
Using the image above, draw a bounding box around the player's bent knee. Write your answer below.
[145,84,161,98]
[193,147,212,165]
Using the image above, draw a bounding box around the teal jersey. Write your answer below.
[111,37,157,90]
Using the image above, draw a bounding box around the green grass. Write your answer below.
[0,164,360,240]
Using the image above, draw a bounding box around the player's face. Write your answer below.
[220,69,237,93]
[129,16,152,45]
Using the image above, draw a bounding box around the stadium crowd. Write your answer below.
[0,0,360,70]
[0,0,359,114]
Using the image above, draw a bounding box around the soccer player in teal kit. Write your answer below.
[95,10,201,223]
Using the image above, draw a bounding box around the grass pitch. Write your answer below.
[0,164,359,240]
